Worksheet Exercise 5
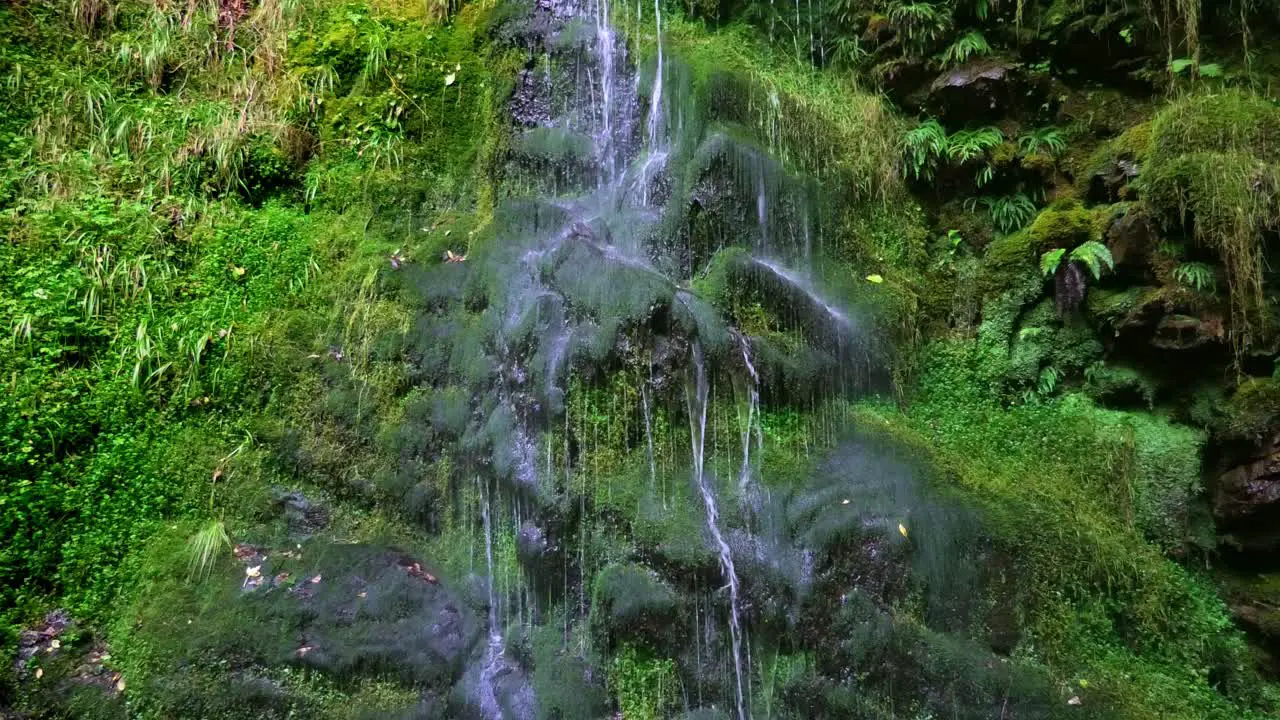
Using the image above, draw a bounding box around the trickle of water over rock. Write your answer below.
[418,0,885,715]
[686,341,747,720]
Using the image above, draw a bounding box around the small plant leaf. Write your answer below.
[1040,249,1066,277]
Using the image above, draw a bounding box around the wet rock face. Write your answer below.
[282,545,482,688]
[1089,157,1141,203]
[273,487,329,540]
[1151,312,1227,351]
[928,60,1020,123]
[1215,432,1280,557]
[1105,210,1154,277]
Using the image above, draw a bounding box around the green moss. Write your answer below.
[1084,363,1160,408]
[980,230,1041,297]
[1026,198,1096,251]
[1021,150,1055,176]
[1144,92,1280,355]
[857,341,1272,718]
[1082,121,1152,182]
[1087,285,1161,324]
[990,141,1018,167]
[1222,377,1280,441]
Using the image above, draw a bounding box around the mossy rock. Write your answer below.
[980,230,1039,295]
[1082,121,1152,202]
[1148,93,1280,166]
[1223,377,1280,441]
[1143,92,1280,352]
[591,563,680,648]
[110,534,483,718]
[1084,363,1160,408]
[1026,198,1096,251]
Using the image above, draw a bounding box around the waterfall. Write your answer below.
[736,332,763,502]
[594,0,616,182]
[686,342,747,720]
[642,383,658,499]
[477,479,505,720]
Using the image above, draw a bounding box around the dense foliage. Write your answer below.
[3,0,1280,717]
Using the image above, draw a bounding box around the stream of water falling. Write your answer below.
[686,342,747,720]
[478,479,505,720]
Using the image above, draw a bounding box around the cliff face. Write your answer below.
[2,0,1279,717]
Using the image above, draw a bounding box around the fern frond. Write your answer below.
[947,127,1003,163]
[1174,261,1216,291]
[986,192,1036,233]
[1018,127,1067,156]
[1040,248,1066,277]
[1069,240,1114,280]
[902,119,949,180]
[940,31,992,67]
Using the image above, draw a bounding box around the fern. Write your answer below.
[1040,248,1066,276]
[1174,261,1216,291]
[1037,366,1063,395]
[1069,240,1114,280]
[1040,241,1115,279]
[1017,127,1067,156]
[967,193,1036,233]
[888,1,951,52]
[975,164,995,187]
[902,119,949,180]
[947,127,1003,163]
[940,31,992,67]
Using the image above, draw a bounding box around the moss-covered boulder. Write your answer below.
[110,536,487,718]
[1143,92,1280,353]
[591,563,680,649]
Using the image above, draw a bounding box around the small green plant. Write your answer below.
[187,519,231,581]
[1174,261,1216,292]
[1038,365,1063,395]
[940,31,992,67]
[1041,241,1114,280]
[967,193,1036,233]
[1170,57,1224,78]
[1017,127,1067,156]
[610,645,676,720]
[902,119,948,180]
[947,126,1003,163]
[888,2,951,53]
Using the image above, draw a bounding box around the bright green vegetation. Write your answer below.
[1,0,509,711]
[5,0,1280,717]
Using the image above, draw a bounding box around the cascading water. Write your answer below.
[438,0,885,715]
[685,341,747,720]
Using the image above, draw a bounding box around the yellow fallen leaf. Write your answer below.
[35,668,43,679]
[866,274,884,284]
[49,639,60,650]
[116,677,126,692]
[246,565,261,578]
[898,523,908,538]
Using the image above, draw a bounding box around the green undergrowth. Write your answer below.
[1,0,507,670]
[1143,91,1280,357]
[854,339,1278,718]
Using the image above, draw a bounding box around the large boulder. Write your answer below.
[1215,432,1280,555]
[928,59,1021,123]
